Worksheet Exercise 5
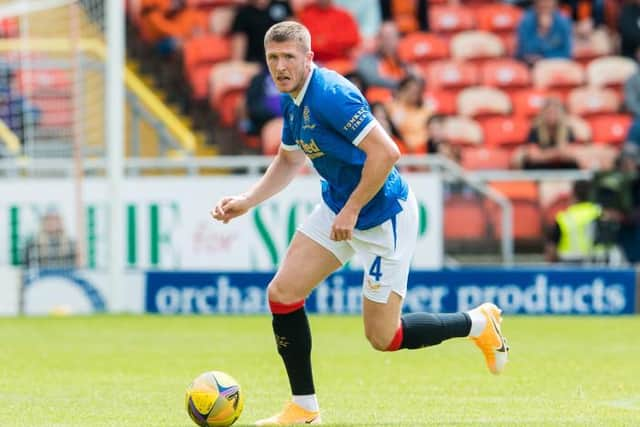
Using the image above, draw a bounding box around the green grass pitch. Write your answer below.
[1,315,639,426]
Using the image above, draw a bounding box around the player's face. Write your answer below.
[265,40,313,97]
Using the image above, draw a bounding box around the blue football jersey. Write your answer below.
[281,65,408,230]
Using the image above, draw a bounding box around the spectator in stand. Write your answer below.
[623,48,640,146]
[427,114,459,162]
[385,75,431,154]
[231,0,293,63]
[239,65,282,136]
[344,71,369,95]
[515,0,573,66]
[371,101,404,148]
[334,0,382,39]
[512,97,580,169]
[357,21,411,90]
[618,0,640,59]
[545,179,603,263]
[139,0,207,55]
[23,209,77,270]
[298,0,360,63]
[380,0,428,33]
[560,0,606,28]
[0,67,40,147]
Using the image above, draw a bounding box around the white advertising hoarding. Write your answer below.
[0,174,442,270]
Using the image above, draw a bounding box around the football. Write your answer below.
[185,371,244,427]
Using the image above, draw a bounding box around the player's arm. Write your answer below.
[211,146,306,223]
[331,124,400,241]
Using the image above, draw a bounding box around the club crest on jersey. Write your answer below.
[302,106,316,130]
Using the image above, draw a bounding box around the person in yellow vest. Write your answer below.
[546,180,603,263]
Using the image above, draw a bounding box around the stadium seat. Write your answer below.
[442,115,483,146]
[13,69,72,96]
[481,116,530,149]
[511,88,552,118]
[586,56,638,89]
[567,87,620,117]
[209,61,261,127]
[183,35,232,101]
[397,32,449,64]
[588,114,633,146]
[481,59,531,91]
[488,181,542,240]
[429,5,475,35]
[573,29,614,65]
[461,146,512,170]
[475,3,522,35]
[365,86,393,104]
[322,58,356,75]
[532,59,585,94]
[424,90,457,115]
[444,195,489,239]
[572,144,619,170]
[261,117,284,155]
[457,86,511,119]
[450,31,505,63]
[567,115,592,143]
[426,60,479,91]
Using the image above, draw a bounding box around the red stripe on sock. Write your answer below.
[269,299,305,314]
[385,324,404,352]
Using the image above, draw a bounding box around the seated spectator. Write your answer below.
[560,0,606,29]
[618,0,640,59]
[23,209,77,270]
[427,114,459,162]
[0,67,40,146]
[140,0,207,56]
[379,0,428,34]
[516,0,573,66]
[298,0,360,63]
[385,75,431,154]
[512,97,580,169]
[370,101,404,150]
[239,65,282,136]
[545,179,603,263]
[231,0,293,63]
[344,71,368,95]
[624,48,640,147]
[357,21,411,90]
[334,0,381,39]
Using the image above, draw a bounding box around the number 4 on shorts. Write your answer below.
[369,256,383,281]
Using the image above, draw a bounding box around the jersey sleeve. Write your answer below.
[280,108,300,151]
[316,87,376,146]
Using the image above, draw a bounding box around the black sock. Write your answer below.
[400,312,471,349]
[272,307,315,395]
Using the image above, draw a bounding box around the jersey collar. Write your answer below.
[291,63,316,106]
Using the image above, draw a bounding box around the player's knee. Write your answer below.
[365,329,394,352]
[267,281,301,305]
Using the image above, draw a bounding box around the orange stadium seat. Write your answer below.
[209,61,261,126]
[424,90,457,115]
[426,60,479,91]
[511,88,560,118]
[457,86,511,119]
[482,116,530,148]
[322,58,356,75]
[442,115,483,146]
[532,59,585,94]
[573,29,614,65]
[567,114,592,143]
[183,35,232,101]
[429,5,475,35]
[567,87,620,117]
[32,98,73,128]
[397,32,449,64]
[461,146,512,170]
[481,59,531,91]
[586,56,638,90]
[488,181,542,240]
[13,69,72,95]
[444,195,489,240]
[450,31,505,63]
[475,3,522,35]
[588,114,633,146]
[261,117,284,155]
[365,86,393,104]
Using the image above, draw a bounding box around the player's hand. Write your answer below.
[211,195,251,224]
[331,207,359,241]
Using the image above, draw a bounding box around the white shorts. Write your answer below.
[298,190,418,304]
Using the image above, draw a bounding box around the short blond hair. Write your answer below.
[264,21,311,52]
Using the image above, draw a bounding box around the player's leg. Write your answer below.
[257,204,354,426]
[358,191,509,374]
